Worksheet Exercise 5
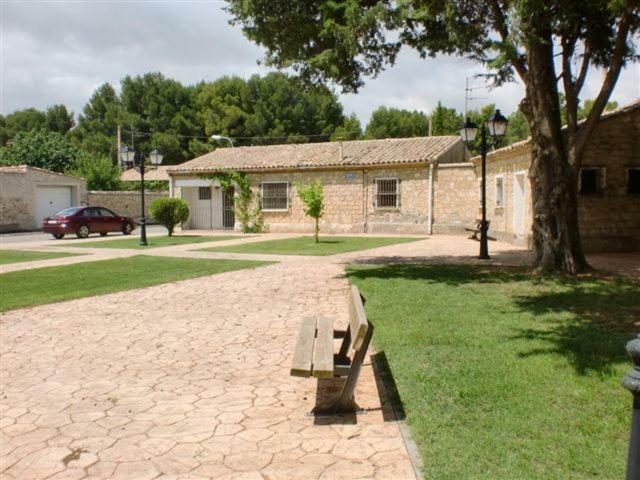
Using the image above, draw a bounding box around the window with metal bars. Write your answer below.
[198,187,211,200]
[375,178,399,209]
[628,168,640,194]
[261,182,289,211]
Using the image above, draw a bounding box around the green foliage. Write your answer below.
[364,107,427,139]
[68,153,122,190]
[504,109,531,145]
[149,197,190,236]
[330,113,362,141]
[0,130,78,172]
[45,104,75,134]
[430,101,463,136]
[120,180,169,192]
[296,181,324,242]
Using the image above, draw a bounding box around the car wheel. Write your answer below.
[52,233,65,239]
[100,232,108,237]
[76,224,90,239]
[122,222,133,235]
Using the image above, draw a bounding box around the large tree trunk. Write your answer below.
[523,39,590,274]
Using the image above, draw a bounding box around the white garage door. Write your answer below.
[36,186,72,225]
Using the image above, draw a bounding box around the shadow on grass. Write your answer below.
[511,280,640,375]
[351,249,532,267]
[348,263,639,376]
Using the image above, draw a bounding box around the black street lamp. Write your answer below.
[119,146,163,246]
[459,109,508,260]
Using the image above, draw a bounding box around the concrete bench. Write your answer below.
[290,285,374,413]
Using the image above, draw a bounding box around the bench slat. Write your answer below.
[312,317,334,379]
[348,285,369,351]
[290,317,317,377]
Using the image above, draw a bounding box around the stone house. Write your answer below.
[472,100,640,252]
[0,166,87,232]
[167,136,475,234]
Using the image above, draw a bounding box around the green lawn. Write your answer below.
[347,264,639,479]
[201,236,423,256]
[68,235,243,249]
[0,255,271,312]
[0,249,80,266]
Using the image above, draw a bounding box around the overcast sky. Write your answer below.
[1,0,638,126]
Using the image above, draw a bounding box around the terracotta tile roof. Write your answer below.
[121,166,171,181]
[0,165,84,180]
[168,136,461,174]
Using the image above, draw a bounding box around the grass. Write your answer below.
[201,235,422,256]
[0,255,271,312]
[67,234,243,249]
[0,249,81,265]
[347,264,639,480]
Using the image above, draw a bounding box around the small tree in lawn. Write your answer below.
[149,198,189,236]
[296,181,324,243]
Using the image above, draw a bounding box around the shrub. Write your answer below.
[296,180,324,243]
[149,197,189,236]
[68,153,123,190]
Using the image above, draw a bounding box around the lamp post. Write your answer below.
[119,146,163,246]
[459,109,508,260]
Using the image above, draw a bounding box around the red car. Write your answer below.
[42,206,136,239]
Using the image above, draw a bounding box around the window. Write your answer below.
[375,178,399,209]
[628,168,640,194]
[579,167,605,194]
[495,176,504,207]
[198,187,211,200]
[83,207,99,216]
[99,208,115,217]
[261,182,289,211]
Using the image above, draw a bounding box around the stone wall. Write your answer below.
[476,105,640,252]
[0,167,86,231]
[87,191,169,221]
[247,165,432,234]
[432,163,478,234]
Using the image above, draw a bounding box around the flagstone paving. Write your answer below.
[3,233,632,479]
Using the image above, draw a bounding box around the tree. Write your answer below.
[296,180,324,243]
[3,108,47,140]
[0,130,78,172]
[149,197,190,236]
[226,0,639,274]
[504,109,531,145]
[46,105,75,134]
[430,101,463,136]
[364,107,427,139]
[68,153,122,190]
[330,113,362,140]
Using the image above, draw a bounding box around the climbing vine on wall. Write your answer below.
[197,171,266,233]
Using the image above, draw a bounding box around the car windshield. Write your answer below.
[55,207,82,217]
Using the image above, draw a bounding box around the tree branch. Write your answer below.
[561,36,579,145]
[489,0,528,81]
[575,0,636,155]
[574,43,591,96]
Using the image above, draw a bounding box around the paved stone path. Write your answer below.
[2,232,635,479]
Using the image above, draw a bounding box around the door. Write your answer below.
[81,207,104,232]
[513,172,526,235]
[98,208,121,232]
[36,186,72,225]
[223,187,235,230]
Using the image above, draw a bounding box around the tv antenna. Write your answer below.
[464,77,489,116]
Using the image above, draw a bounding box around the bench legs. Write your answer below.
[327,322,374,414]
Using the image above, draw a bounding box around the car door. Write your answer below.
[82,207,103,232]
[99,208,121,232]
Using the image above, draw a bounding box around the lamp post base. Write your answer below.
[139,218,148,246]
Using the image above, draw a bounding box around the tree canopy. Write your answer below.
[364,107,427,139]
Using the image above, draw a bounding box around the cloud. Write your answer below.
[1,0,638,127]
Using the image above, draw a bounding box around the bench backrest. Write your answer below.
[348,285,369,351]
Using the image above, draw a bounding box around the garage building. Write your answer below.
[0,166,87,232]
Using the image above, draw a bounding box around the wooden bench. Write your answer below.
[465,218,491,240]
[290,285,373,413]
